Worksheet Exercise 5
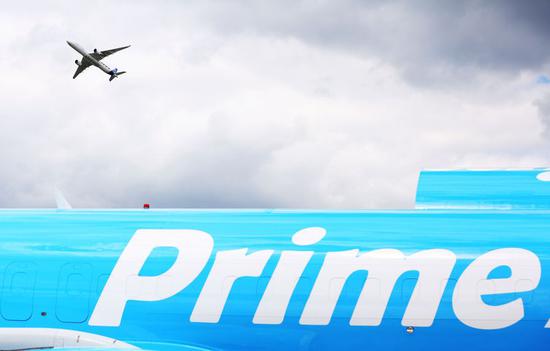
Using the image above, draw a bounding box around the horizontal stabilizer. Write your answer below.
[109,70,126,81]
[415,169,550,210]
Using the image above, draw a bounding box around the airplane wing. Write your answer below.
[90,45,131,61]
[72,56,93,79]
[0,328,217,351]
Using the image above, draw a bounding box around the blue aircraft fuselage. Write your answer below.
[0,208,548,350]
[2,169,550,350]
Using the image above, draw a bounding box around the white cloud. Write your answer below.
[0,1,548,208]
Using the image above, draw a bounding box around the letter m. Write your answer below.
[300,249,456,327]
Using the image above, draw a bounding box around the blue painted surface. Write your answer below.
[416,169,550,209]
[0,208,548,350]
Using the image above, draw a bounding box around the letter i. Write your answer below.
[253,227,326,324]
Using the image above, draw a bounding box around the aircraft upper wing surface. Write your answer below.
[72,56,93,79]
[90,45,131,61]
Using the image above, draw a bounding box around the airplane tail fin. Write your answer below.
[109,69,127,82]
[415,169,550,210]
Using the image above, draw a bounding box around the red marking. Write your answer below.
[143,203,150,209]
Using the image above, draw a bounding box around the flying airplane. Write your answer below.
[67,41,130,81]
[0,169,549,350]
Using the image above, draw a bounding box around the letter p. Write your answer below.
[89,229,213,326]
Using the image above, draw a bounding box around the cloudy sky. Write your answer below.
[1,0,550,209]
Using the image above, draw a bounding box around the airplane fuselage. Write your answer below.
[67,41,113,75]
[0,209,548,350]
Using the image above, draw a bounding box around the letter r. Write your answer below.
[89,229,213,326]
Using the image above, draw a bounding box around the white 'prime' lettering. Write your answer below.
[88,228,543,331]
[299,249,456,326]
[452,248,541,330]
[89,229,213,326]
[253,227,326,324]
[190,248,273,323]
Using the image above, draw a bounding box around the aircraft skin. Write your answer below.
[67,41,130,81]
[0,170,549,350]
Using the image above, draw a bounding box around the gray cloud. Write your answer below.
[535,94,550,137]
[191,0,550,86]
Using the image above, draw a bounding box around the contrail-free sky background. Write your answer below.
[1,1,550,208]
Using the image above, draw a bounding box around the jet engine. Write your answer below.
[75,60,81,66]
